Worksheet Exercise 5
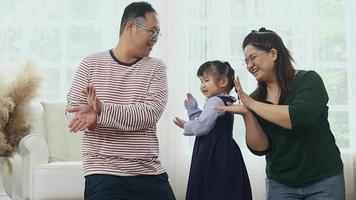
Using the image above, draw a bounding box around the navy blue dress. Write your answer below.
[186,96,252,200]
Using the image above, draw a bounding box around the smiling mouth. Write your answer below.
[251,69,259,76]
[148,42,156,47]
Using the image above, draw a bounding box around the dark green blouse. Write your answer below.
[250,70,343,187]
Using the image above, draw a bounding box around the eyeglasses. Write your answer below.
[132,21,161,39]
[243,52,267,66]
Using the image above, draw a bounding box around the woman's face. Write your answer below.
[243,44,277,82]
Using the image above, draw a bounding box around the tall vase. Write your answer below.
[0,158,11,200]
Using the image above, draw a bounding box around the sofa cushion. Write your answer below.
[41,102,82,162]
[33,161,84,199]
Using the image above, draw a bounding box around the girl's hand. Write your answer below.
[184,93,198,111]
[173,117,186,129]
[83,85,102,114]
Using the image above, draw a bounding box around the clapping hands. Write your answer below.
[184,93,198,111]
[83,85,102,114]
[216,77,252,115]
[174,93,196,129]
[67,85,102,132]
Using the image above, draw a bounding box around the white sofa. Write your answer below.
[19,102,84,200]
[10,102,356,200]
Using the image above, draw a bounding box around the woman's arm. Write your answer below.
[241,71,328,130]
[236,77,292,129]
[248,102,291,129]
[243,110,270,151]
[216,103,269,152]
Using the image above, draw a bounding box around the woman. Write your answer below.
[218,28,345,200]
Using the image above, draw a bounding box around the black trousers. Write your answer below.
[84,173,176,200]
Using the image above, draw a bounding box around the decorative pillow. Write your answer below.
[41,102,82,162]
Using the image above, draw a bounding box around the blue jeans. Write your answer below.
[266,172,345,200]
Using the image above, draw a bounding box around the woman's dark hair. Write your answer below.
[120,2,156,35]
[242,28,295,104]
[197,61,235,93]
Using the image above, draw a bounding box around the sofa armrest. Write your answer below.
[19,134,49,165]
[19,134,49,198]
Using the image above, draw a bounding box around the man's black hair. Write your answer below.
[119,2,156,35]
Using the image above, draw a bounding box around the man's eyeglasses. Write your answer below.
[132,21,161,39]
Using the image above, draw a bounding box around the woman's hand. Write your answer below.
[235,77,255,109]
[216,103,251,116]
[237,76,292,130]
[83,85,102,114]
[173,117,186,129]
[216,76,255,115]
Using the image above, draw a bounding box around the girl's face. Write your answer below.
[199,72,226,98]
[243,44,277,82]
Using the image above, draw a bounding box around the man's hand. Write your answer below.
[67,105,97,132]
[83,85,102,114]
[173,117,186,129]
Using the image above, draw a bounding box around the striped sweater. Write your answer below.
[66,49,168,176]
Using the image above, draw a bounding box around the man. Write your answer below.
[66,2,175,200]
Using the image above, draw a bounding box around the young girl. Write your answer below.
[174,61,252,200]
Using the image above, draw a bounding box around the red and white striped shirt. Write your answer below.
[67,50,168,176]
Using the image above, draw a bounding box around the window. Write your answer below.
[0,0,123,101]
[186,0,356,149]
[0,0,354,149]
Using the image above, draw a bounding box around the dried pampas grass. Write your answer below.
[0,72,15,157]
[0,61,42,172]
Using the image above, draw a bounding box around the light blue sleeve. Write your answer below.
[184,96,202,120]
[183,96,225,136]
[188,109,202,120]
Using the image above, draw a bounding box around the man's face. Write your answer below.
[131,12,160,57]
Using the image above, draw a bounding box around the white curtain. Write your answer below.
[157,0,356,199]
